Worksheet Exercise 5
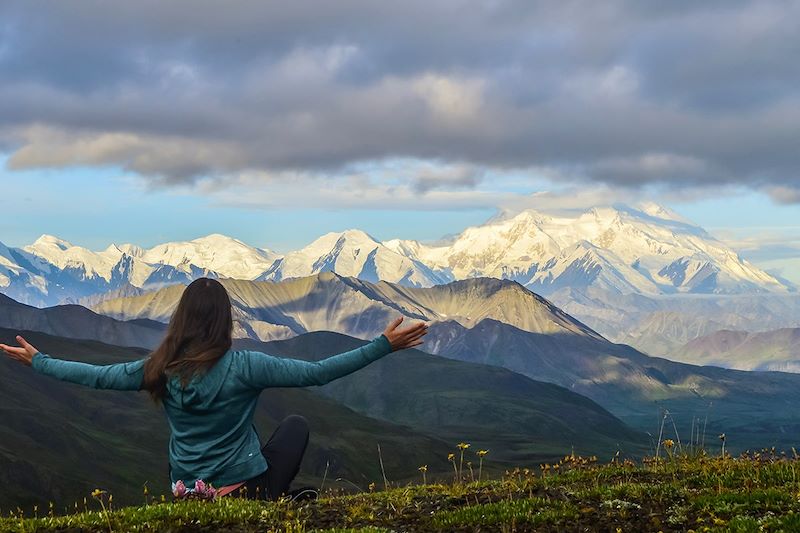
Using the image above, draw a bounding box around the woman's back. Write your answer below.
[162,349,265,488]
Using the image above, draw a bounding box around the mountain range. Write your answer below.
[92,274,800,447]
[550,288,800,357]
[3,201,800,372]
[1,203,793,306]
[3,202,797,354]
[88,273,605,344]
[667,327,800,372]
[6,272,800,453]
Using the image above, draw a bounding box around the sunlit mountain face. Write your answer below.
[0,202,792,308]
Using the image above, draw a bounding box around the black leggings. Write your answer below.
[232,414,310,500]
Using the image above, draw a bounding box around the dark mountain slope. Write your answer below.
[425,317,800,451]
[233,331,647,464]
[0,292,165,349]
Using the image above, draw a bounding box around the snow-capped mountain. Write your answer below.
[0,202,794,307]
[256,229,452,287]
[0,239,51,304]
[389,202,790,296]
[140,233,280,282]
[22,233,279,287]
[1,234,280,306]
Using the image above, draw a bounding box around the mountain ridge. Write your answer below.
[668,327,800,372]
[89,273,606,345]
[6,272,799,451]
[1,202,793,308]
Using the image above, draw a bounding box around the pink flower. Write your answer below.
[171,478,217,501]
[173,480,186,498]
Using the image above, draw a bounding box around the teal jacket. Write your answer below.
[31,333,394,488]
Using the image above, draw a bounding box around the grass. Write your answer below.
[4,447,800,532]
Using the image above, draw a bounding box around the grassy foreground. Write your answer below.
[4,449,800,532]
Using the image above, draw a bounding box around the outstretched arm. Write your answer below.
[2,334,147,391]
[239,316,429,389]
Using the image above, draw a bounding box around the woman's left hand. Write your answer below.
[1,335,40,366]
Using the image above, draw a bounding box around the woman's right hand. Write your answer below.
[382,316,429,352]
[1,335,39,367]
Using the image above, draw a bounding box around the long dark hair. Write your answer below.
[142,277,233,404]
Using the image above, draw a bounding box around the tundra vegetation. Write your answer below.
[3,444,800,532]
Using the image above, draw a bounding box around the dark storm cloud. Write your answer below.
[0,0,798,196]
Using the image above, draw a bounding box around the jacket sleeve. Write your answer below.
[30,351,148,391]
[238,334,394,389]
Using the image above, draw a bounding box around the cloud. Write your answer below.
[411,74,486,127]
[1,0,799,200]
[764,186,800,205]
[409,162,485,193]
[199,161,513,211]
[4,125,247,184]
[721,232,800,261]
[713,228,800,284]
[490,185,641,218]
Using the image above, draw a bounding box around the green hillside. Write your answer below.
[428,318,800,453]
[233,331,647,463]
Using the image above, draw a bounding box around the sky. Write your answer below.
[1,1,799,282]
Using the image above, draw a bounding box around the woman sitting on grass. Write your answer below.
[1,277,428,502]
